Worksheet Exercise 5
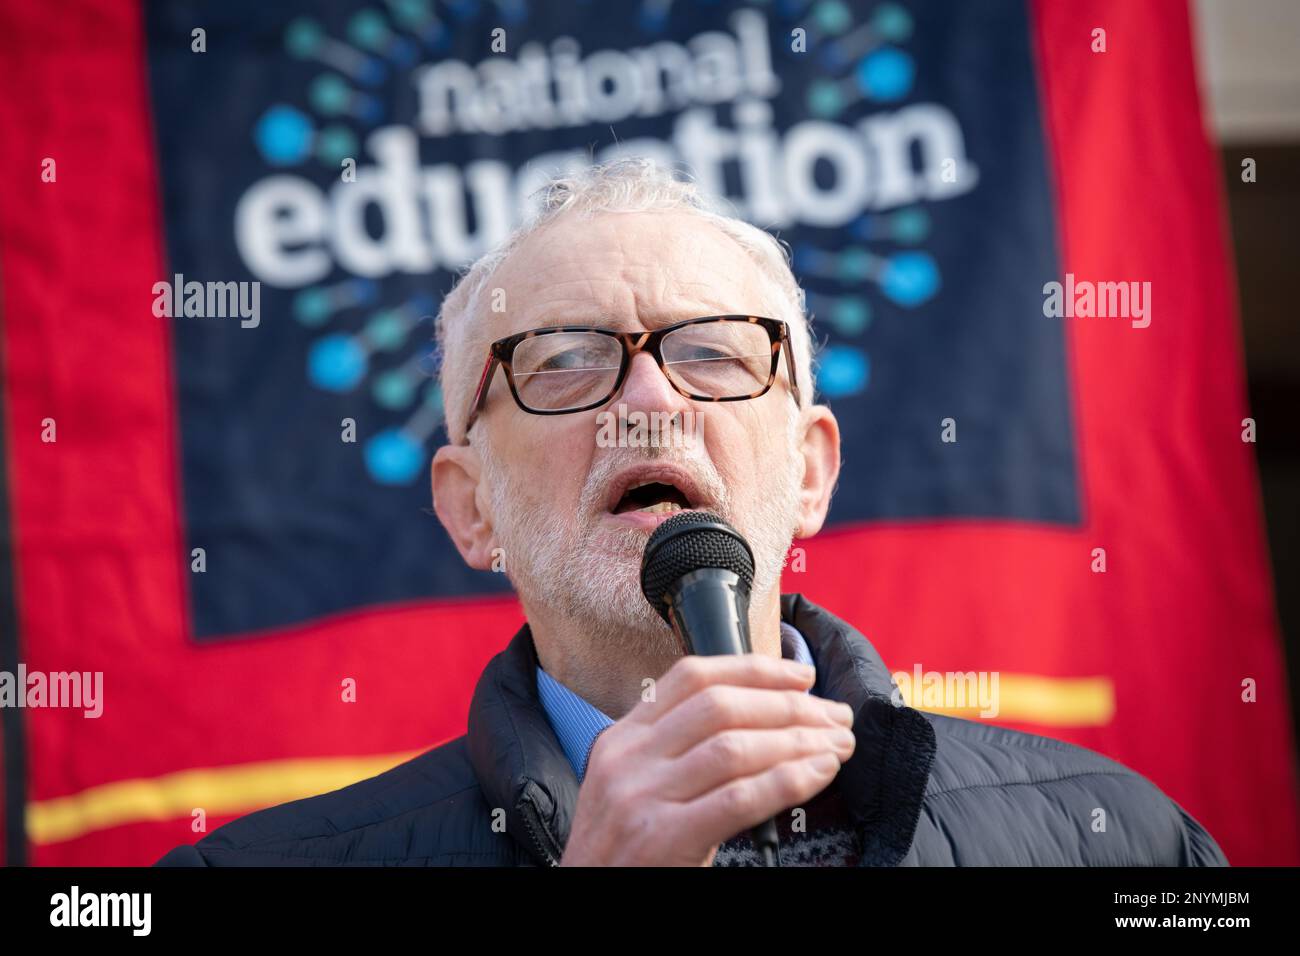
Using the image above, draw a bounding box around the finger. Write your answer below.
[667,752,846,852]
[624,653,816,725]
[658,724,856,802]
[645,685,853,760]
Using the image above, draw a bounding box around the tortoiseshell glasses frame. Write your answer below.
[459,315,801,444]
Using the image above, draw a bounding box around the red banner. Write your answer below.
[0,0,1295,865]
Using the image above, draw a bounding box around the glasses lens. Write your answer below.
[511,331,623,411]
[660,320,775,398]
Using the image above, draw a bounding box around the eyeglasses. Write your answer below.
[460,315,801,443]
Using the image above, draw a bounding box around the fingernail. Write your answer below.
[809,752,839,772]
[831,726,855,748]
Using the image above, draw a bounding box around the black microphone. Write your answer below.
[640,510,781,867]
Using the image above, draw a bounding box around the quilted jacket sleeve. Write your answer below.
[1178,805,1229,866]
[154,844,209,867]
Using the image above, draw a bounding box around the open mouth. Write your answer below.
[612,480,694,516]
[602,465,708,525]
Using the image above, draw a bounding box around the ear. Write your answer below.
[431,442,496,571]
[793,405,841,539]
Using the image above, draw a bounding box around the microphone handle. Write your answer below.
[667,569,781,867]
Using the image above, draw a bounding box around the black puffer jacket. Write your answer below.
[156,593,1227,866]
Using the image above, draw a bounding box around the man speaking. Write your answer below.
[158,159,1226,867]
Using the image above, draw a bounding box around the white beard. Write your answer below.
[475,412,805,657]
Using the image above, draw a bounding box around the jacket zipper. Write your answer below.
[520,799,560,867]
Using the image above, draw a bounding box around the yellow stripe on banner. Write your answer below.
[28,673,1114,846]
[895,673,1115,727]
[28,749,425,846]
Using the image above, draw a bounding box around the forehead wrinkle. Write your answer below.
[505,282,631,330]
[503,210,760,281]
[487,212,782,337]
[500,270,761,329]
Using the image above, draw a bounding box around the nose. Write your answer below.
[614,351,695,418]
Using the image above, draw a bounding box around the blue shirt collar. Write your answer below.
[536,622,817,783]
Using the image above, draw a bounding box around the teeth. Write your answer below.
[639,501,683,514]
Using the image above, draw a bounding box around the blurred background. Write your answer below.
[0,0,1296,866]
[1196,0,1300,750]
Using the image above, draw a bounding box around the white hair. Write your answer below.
[434,157,817,444]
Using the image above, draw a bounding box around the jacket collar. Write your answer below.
[780,593,938,865]
[466,592,937,866]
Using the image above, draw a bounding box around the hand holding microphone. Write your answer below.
[558,512,855,867]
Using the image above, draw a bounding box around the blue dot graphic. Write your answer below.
[807,80,844,118]
[498,0,528,26]
[389,37,418,67]
[315,125,356,165]
[447,0,481,21]
[254,105,314,166]
[856,47,915,101]
[881,252,940,307]
[308,334,368,392]
[310,75,351,115]
[874,3,914,42]
[356,95,385,125]
[830,297,872,335]
[366,311,407,351]
[820,43,850,72]
[285,19,323,58]
[351,278,380,306]
[425,23,451,52]
[836,248,873,283]
[891,207,931,244]
[373,371,415,410]
[365,429,425,485]
[409,292,435,316]
[814,1,853,35]
[294,288,333,326]
[357,57,388,87]
[817,346,870,398]
[348,10,387,47]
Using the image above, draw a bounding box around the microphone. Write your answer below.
[640,510,781,867]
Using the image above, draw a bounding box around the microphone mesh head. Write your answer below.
[640,511,755,622]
